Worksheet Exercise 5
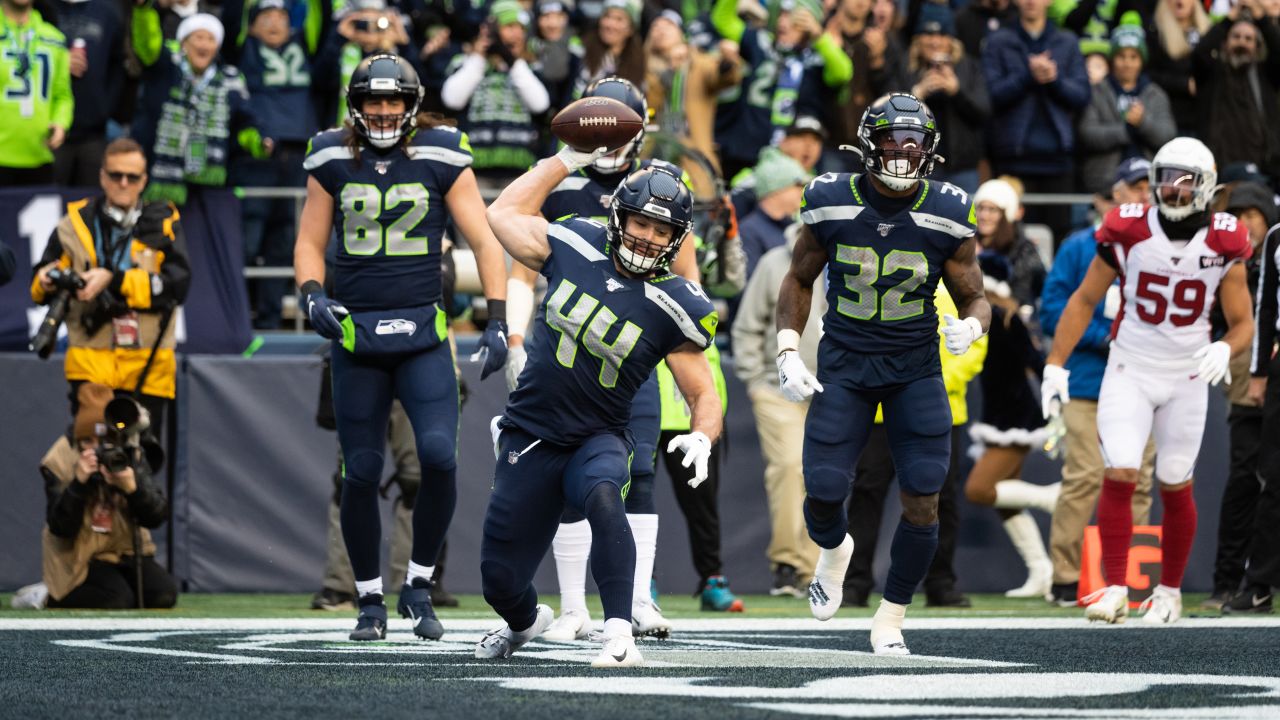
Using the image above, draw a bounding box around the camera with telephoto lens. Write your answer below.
[95,397,150,474]
[30,268,86,359]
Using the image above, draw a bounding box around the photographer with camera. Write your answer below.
[42,383,177,609]
[30,138,189,430]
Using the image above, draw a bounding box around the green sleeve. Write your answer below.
[711,0,745,43]
[49,40,73,129]
[812,33,852,87]
[132,3,163,67]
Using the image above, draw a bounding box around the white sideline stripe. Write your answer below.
[8,617,1280,631]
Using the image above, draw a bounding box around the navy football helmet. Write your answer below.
[857,93,940,191]
[348,54,424,149]
[608,165,694,274]
[583,76,648,173]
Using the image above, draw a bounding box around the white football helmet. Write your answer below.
[1148,137,1217,221]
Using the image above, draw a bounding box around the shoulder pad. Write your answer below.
[548,216,610,261]
[916,180,977,232]
[800,173,857,223]
[1097,204,1154,251]
[1206,212,1253,261]
[646,277,718,348]
[407,126,473,168]
[303,129,352,171]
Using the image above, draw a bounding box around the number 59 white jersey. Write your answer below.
[1096,204,1251,369]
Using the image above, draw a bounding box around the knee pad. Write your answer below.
[630,444,656,478]
[804,496,847,549]
[899,457,949,497]
[480,558,518,603]
[415,431,458,472]
[623,473,655,514]
[342,449,384,490]
[803,463,852,505]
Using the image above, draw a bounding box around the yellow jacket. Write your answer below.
[875,287,987,426]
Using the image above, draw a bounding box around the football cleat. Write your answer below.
[701,576,745,612]
[631,599,672,639]
[1083,585,1129,624]
[870,599,910,655]
[770,564,804,598]
[543,609,593,642]
[809,534,854,621]
[1200,587,1233,612]
[475,604,555,659]
[349,595,388,641]
[1222,585,1273,614]
[590,634,645,668]
[396,580,444,640]
[1138,585,1182,625]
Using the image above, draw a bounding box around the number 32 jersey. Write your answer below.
[503,217,718,445]
[801,173,976,353]
[1097,204,1251,366]
[303,126,473,311]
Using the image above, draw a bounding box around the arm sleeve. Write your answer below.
[711,0,745,43]
[131,2,164,67]
[440,54,487,111]
[812,33,853,87]
[508,59,551,114]
[49,38,73,130]
[44,469,86,539]
[1254,229,1279,376]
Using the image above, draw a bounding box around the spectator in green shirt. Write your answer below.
[0,0,73,186]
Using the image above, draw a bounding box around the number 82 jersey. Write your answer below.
[801,173,976,353]
[303,126,473,311]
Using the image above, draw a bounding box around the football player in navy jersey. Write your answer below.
[479,143,722,668]
[293,54,510,642]
[505,77,700,643]
[774,93,990,654]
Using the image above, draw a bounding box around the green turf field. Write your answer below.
[6,593,1278,719]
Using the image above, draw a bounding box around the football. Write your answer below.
[551,96,644,153]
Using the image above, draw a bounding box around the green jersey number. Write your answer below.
[340,183,430,256]
[546,279,643,388]
[3,48,52,118]
[835,245,929,322]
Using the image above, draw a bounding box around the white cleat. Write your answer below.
[809,534,854,621]
[591,634,645,668]
[1004,558,1053,599]
[543,609,593,642]
[1139,585,1182,625]
[1083,585,1130,624]
[631,600,672,639]
[869,598,910,655]
[474,604,554,659]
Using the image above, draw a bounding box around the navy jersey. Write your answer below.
[504,217,718,445]
[801,173,976,353]
[303,126,472,311]
[237,35,318,143]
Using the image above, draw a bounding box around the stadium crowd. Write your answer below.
[5,0,1280,636]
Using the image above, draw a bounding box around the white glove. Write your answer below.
[555,145,608,172]
[1040,364,1071,420]
[489,416,503,460]
[776,350,823,402]
[1103,284,1122,320]
[505,343,527,393]
[1193,340,1233,386]
[941,314,984,356]
[666,431,712,488]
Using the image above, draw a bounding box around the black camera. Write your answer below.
[30,268,86,359]
[94,397,149,474]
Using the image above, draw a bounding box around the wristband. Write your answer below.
[486,299,506,323]
[776,328,801,354]
[300,280,323,297]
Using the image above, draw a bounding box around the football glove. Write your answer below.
[1040,364,1071,420]
[555,145,609,173]
[505,343,527,392]
[941,314,984,356]
[471,319,509,381]
[1193,341,1232,386]
[776,350,823,402]
[302,282,348,341]
[666,431,712,488]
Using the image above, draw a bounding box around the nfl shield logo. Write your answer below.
[878,223,895,237]
[375,160,391,175]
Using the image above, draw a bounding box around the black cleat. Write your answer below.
[1200,587,1234,611]
[770,564,803,598]
[397,580,445,640]
[840,586,869,608]
[925,588,972,608]
[1223,585,1273,614]
[350,595,388,641]
[1048,582,1077,608]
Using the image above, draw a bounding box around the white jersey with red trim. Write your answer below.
[1096,203,1252,369]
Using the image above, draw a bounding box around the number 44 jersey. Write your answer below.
[1097,204,1251,366]
[801,173,976,354]
[503,217,718,446]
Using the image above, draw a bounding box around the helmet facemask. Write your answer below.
[609,206,689,275]
[592,129,644,173]
[1150,163,1213,221]
[350,80,421,149]
[863,126,938,191]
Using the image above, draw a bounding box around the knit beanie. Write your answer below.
[973,179,1020,224]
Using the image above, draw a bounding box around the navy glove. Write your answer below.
[301,281,348,341]
[471,299,508,381]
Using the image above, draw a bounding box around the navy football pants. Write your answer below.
[482,426,635,631]
[562,371,661,521]
[331,341,458,583]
